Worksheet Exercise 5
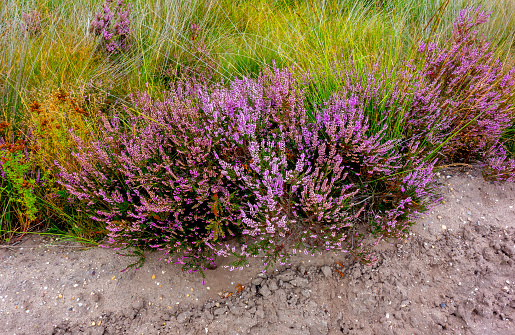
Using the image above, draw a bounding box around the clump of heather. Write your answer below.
[214,67,438,267]
[411,6,515,181]
[90,0,132,54]
[58,67,438,272]
[56,82,246,273]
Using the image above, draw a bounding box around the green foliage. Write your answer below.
[0,132,41,238]
[0,147,37,222]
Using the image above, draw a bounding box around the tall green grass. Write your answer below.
[3,0,514,125]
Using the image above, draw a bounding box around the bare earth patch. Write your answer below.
[1,168,514,335]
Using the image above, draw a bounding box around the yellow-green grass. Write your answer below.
[3,0,514,123]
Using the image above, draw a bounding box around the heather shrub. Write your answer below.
[409,7,515,181]
[57,83,246,272]
[90,0,132,54]
[58,67,438,271]
[213,68,437,267]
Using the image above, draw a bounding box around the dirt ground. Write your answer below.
[1,167,515,335]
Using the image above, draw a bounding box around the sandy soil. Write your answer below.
[1,168,514,335]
